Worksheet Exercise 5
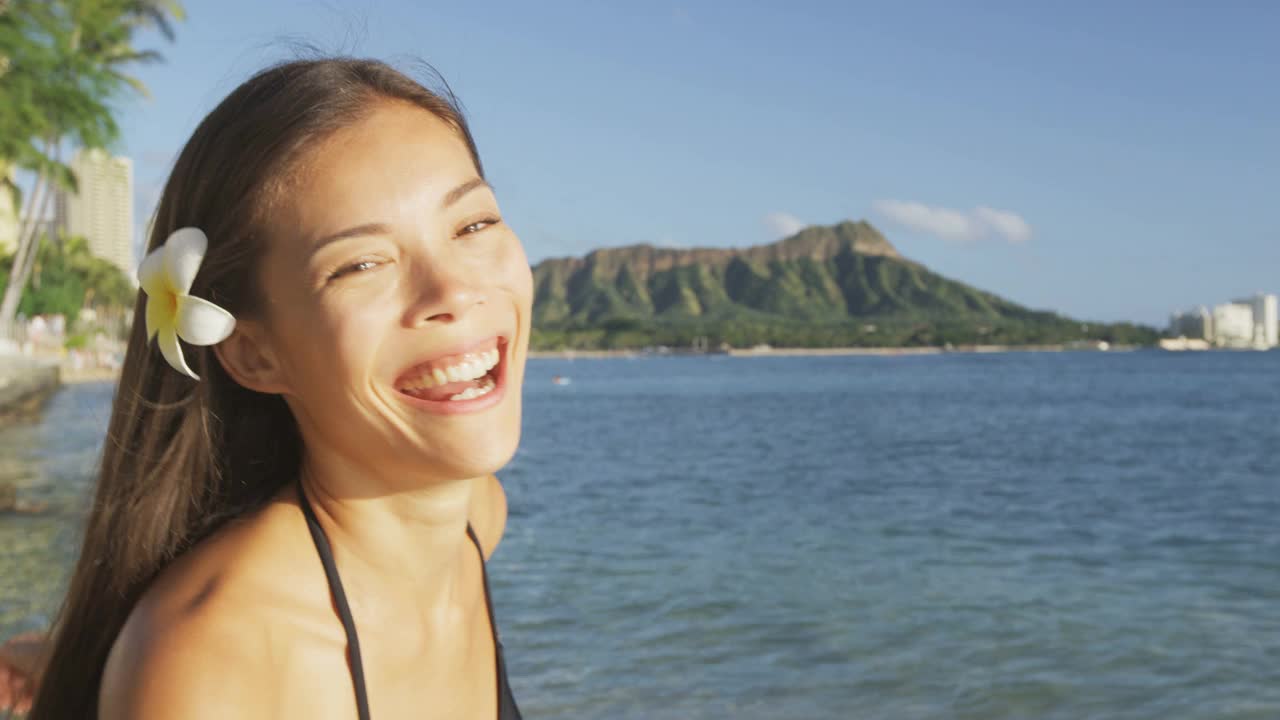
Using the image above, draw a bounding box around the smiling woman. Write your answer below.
[19,59,531,720]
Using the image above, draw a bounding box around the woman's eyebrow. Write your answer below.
[312,178,490,251]
[313,223,392,251]
[441,177,490,208]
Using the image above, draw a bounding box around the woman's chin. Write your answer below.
[408,435,520,481]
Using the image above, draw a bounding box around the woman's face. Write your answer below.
[252,101,533,485]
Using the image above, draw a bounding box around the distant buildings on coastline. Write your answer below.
[58,149,136,277]
[1,149,136,279]
[1168,293,1278,350]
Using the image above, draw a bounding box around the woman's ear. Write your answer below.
[214,320,290,394]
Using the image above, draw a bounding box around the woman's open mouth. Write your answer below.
[392,336,509,413]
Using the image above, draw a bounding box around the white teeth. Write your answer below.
[462,360,480,381]
[399,346,503,392]
[448,374,496,401]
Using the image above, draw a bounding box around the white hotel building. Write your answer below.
[58,149,135,277]
[1171,293,1279,349]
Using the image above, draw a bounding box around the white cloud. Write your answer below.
[763,211,807,239]
[872,199,1032,244]
[972,206,1032,244]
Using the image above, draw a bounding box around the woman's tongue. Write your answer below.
[412,376,483,402]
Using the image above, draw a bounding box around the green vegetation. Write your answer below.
[0,234,135,328]
[0,0,184,330]
[529,221,1160,350]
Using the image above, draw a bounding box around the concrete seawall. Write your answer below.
[0,356,61,420]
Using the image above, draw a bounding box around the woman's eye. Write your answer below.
[329,260,378,280]
[459,217,500,236]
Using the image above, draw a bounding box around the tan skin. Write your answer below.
[89,101,535,719]
[0,631,42,713]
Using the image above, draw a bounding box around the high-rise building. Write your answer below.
[62,149,135,276]
[1212,302,1255,348]
[1168,306,1214,341]
[1248,293,1278,348]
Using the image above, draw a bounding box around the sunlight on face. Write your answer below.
[257,101,533,485]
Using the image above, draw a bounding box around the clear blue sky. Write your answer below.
[111,0,1279,326]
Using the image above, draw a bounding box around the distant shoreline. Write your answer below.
[25,345,1158,378]
[529,343,1140,359]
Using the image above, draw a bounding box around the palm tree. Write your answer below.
[0,0,184,334]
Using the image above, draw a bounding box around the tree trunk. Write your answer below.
[0,172,50,331]
[0,172,54,330]
[5,165,45,282]
[0,141,59,333]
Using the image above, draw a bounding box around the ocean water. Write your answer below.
[2,351,1279,719]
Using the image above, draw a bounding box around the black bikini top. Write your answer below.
[297,480,523,719]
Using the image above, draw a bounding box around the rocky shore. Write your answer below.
[0,356,61,422]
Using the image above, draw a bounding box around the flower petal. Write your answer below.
[138,246,168,296]
[144,292,170,342]
[175,294,236,346]
[162,227,209,295]
[158,326,198,380]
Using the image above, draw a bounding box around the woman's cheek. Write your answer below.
[516,266,534,313]
[499,234,534,301]
[332,298,391,351]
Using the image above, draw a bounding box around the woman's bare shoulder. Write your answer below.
[99,591,274,719]
[100,499,332,718]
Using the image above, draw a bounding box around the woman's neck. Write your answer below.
[295,449,478,617]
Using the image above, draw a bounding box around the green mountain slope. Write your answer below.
[529,220,1156,349]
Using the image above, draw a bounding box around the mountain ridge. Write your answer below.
[535,220,902,280]
[529,220,1156,349]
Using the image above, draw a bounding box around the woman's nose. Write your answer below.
[403,262,488,327]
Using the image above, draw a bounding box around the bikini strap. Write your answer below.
[298,479,373,720]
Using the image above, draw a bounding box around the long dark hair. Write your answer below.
[30,57,485,719]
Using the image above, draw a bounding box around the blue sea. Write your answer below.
[3,350,1279,719]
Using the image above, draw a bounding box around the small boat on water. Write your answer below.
[551,375,571,385]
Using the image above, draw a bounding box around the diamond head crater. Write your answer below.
[528,220,1156,352]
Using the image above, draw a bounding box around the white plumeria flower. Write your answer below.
[137,227,236,380]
